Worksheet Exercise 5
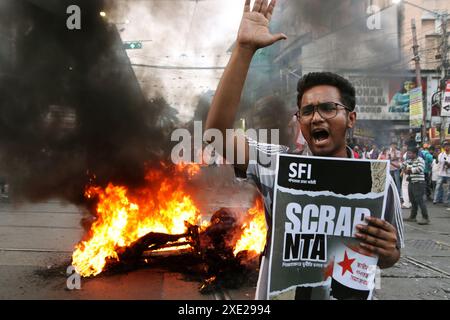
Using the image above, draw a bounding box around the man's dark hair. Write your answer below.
[297,72,356,111]
[408,146,419,155]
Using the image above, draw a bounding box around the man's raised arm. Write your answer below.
[205,0,286,173]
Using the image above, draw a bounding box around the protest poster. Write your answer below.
[441,80,450,117]
[409,87,423,128]
[267,154,389,300]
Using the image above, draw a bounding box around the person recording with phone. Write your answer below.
[403,147,429,225]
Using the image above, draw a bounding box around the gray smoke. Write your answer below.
[282,0,401,72]
[0,0,178,204]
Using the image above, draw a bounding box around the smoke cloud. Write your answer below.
[0,0,178,203]
[105,0,243,121]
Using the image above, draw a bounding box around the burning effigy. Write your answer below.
[71,163,266,292]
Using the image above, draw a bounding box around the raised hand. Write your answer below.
[205,0,287,172]
[237,0,287,52]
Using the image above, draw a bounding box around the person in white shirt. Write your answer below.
[362,146,369,159]
[401,151,412,208]
[431,156,439,191]
[388,143,402,196]
[433,142,450,204]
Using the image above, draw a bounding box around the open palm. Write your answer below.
[237,0,287,51]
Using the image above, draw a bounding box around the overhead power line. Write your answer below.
[131,63,226,70]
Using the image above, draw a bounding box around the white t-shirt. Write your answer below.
[437,152,450,177]
[432,159,440,181]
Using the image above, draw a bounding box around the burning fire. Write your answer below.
[72,163,266,277]
[234,197,267,256]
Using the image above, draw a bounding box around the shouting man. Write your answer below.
[205,0,404,299]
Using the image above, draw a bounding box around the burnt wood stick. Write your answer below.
[117,232,188,260]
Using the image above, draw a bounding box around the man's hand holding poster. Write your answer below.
[268,154,389,300]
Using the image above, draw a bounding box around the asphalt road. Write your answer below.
[374,203,450,300]
[0,167,259,300]
[0,186,449,300]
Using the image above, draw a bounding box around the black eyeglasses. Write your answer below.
[295,102,352,122]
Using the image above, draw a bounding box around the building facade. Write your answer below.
[242,0,450,147]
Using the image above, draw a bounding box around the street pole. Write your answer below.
[440,14,448,142]
[411,18,427,142]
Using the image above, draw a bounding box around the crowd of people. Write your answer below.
[349,140,450,225]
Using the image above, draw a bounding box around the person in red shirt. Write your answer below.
[378,147,389,160]
[353,145,362,159]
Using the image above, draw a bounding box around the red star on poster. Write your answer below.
[338,251,355,276]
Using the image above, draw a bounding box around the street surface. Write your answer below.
[374,203,450,299]
[0,174,449,300]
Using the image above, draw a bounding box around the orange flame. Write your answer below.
[175,162,201,177]
[72,163,267,277]
[72,164,200,277]
[233,197,267,256]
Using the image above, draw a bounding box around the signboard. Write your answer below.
[409,87,423,128]
[124,41,143,50]
[346,75,427,121]
[441,80,450,117]
[428,117,450,140]
[268,154,389,300]
[352,126,375,139]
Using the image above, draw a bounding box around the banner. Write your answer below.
[267,154,389,300]
[441,80,450,117]
[409,87,423,128]
[346,75,427,121]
